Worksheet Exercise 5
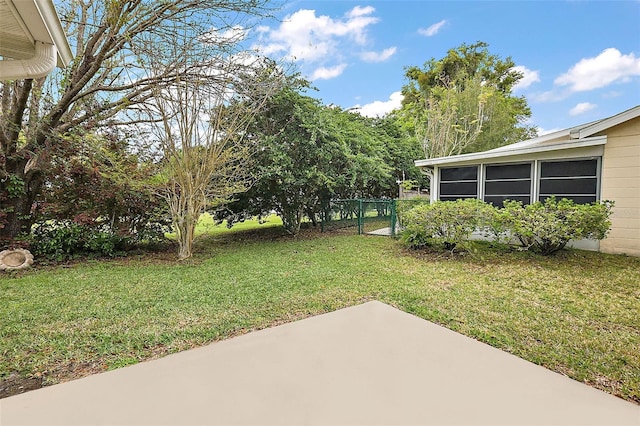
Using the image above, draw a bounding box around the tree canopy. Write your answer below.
[400,41,536,158]
[0,0,275,241]
[215,83,401,235]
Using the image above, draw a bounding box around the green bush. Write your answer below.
[396,198,430,227]
[402,199,491,252]
[28,221,129,261]
[402,197,614,256]
[502,198,614,255]
[480,205,513,246]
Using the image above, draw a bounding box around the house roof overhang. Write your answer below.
[0,0,72,79]
[415,105,640,169]
[570,105,640,139]
[414,136,607,168]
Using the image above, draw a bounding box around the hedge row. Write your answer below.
[401,198,614,255]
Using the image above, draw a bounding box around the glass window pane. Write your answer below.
[539,178,597,195]
[540,159,597,178]
[440,166,478,182]
[539,195,596,205]
[440,181,478,196]
[486,163,531,180]
[484,196,531,208]
[485,180,532,196]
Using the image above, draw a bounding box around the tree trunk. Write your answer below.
[281,206,303,235]
[173,208,200,260]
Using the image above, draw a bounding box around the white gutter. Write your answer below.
[34,0,73,66]
[0,41,57,80]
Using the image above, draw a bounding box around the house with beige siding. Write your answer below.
[415,105,640,256]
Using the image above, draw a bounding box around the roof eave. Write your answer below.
[34,0,72,66]
[575,105,640,139]
[7,0,72,67]
[414,136,607,168]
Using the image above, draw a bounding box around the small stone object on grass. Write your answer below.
[0,249,34,271]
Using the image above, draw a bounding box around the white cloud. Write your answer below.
[356,91,404,117]
[348,5,375,18]
[602,90,623,99]
[530,89,569,103]
[537,127,563,136]
[512,65,540,91]
[569,102,597,116]
[257,7,379,63]
[360,47,397,63]
[555,48,640,92]
[311,64,347,80]
[418,20,447,37]
[201,25,247,45]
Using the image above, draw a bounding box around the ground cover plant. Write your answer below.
[0,223,638,404]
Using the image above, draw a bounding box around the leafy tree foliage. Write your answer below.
[0,0,274,240]
[147,59,282,259]
[35,129,170,245]
[372,114,429,197]
[401,41,536,158]
[215,84,395,235]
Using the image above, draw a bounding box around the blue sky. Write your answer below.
[251,0,640,134]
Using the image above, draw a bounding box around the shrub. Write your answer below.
[480,205,513,246]
[35,132,171,248]
[396,198,430,228]
[402,199,491,252]
[402,197,614,256]
[502,198,614,255]
[28,221,129,261]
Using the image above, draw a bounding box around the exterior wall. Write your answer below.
[599,118,640,256]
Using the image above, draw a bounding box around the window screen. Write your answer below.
[439,166,478,201]
[539,159,598,204]
[483,163,532,207]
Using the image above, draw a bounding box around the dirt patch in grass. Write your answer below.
[0,361,109,399]
[0,373,44,399]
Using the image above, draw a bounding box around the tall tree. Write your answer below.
[401,41,536,158]
[148,59,281,259]
[0,0,274,241]
[376,113,429,196]
[216,84,392,235]
[412,73,493,158]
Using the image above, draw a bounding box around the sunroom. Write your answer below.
[415,105,640,256]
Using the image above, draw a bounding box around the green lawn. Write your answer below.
[166,213,283,238]
[1,222,639,403]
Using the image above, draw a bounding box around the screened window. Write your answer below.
[539,159,599,204]
[439,166,478,201]
[483,163,532,207]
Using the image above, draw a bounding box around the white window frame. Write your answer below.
[481,161,534,205]
[535,157,602,203]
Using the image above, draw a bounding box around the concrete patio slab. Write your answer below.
[1,301,638,425]
[366,226,394,236]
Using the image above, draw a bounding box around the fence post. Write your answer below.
[357,199,363,235]
[390,199,397,237]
